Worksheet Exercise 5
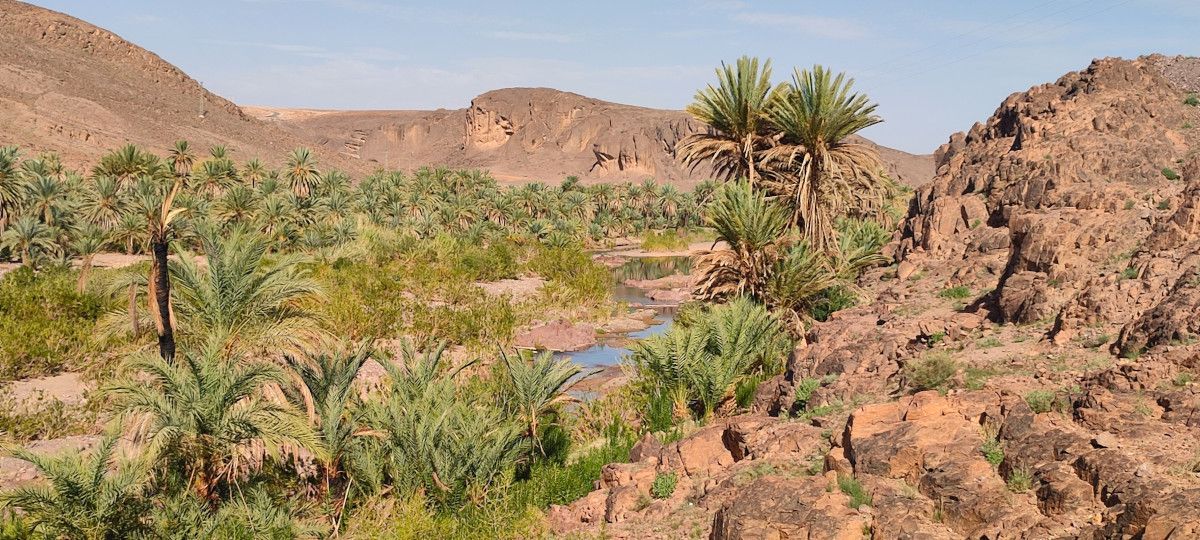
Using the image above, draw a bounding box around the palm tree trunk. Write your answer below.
[77,255,94,293]
[149,239,175,361]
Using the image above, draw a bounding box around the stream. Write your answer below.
[553,256,691,368]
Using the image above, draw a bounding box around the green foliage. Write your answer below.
[792,377,823,412]
[0,396,98,444]
[1120,266,1139,280]
[641,229,690,251]
[837,474,872,509]
[938,285,972,300]
[630,297,790,419]
[650,472,678,499]
[1185,93,1199,106]
[809,286,857,322]
[904,352,958,392]
[0,267,106,380]
[1162,167,1181,181]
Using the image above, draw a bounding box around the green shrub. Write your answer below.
[629,297,790,419]
[1024,390,1057,413]
[904,352,958,392]
[792,377,822,412]
[837,474,872,509]
[1120,266,1139,280]
[810,286,857,322]
[938,285,972,300]
[977,336,1002,349]
[1158,199,1172,210]
[1006,464,1034,493]
[0,267,107,380]
[650,472,678,499]
[1185,93,1199,106]
[1162,167,1181,181]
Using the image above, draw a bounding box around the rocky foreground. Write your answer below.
[550,55,1200,539]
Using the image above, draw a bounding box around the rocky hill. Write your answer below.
[247,89,934,187]
[550,55,1200,538]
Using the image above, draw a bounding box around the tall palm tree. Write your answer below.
[93,144,155,185]
[112,212,147,336]
[0,215,56,266]
[284,148,321,198]
[499,349,586,454]
[24,173,64,225]
[136,178,186,361]
[678,56,781,182]
[0,436,150,539]
[761,65,889,251]
[170,228,326,357]
[241,158,267,188]
[104,345,321,502]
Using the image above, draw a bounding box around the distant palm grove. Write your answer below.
[0,56,897,539]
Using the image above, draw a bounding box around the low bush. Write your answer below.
[837,474,872,509]
[904,352,959,392]
[938,285,972,299]
[1024,390,1057,413]
[650,472,678,499]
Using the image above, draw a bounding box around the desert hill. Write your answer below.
[248,88,935,187]
[0,0,364,172]
[550,55,1200,538]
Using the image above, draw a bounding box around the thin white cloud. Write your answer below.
[487,31,576,44]
[733,12,865,39]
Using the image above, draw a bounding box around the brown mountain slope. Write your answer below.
[0,0,362,171]
[247,88,934,187]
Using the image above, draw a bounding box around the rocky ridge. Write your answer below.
[550,55,1200,539]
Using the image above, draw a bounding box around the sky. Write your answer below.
[25,0,1200,154]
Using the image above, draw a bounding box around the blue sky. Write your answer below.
[26,0,1200,153]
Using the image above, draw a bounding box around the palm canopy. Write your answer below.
[678,56,781,182]
[103,343,321,501]
[0,436,151,539]
[499,349,586,453]
[170,227,327,357]
[762,65,890,251]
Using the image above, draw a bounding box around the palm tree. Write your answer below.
[0,215,56,265]
[678,56,780,182]
[761,65,889,251]
[169,140,197,180]
[499,349,586,454]
[93,144,156,185]
[24,173,65,225]
[0,146,20,232]
[282,343,372,505]
[112,212,147,336]
[284,148,321,198]
[72,225,109,293]
[0,436,150,539]
[170,228,326,357]
[693,180,790,301]
[214,185,260,226]
[83,176,125,230]
[137,178,186,361]
[104,344,321,502]
[241,158,268,188]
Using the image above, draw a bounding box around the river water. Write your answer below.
[553,256,690,368]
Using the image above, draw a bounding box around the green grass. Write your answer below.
[641,230,691,251]
[980,439,1004,467]
[1120,266,1139,280]
[977,336,1002,349]
[1185,93,1199,106]
[650,472,678,499]
[0,267,109,380]
[0,397,98,444]
[1162,167,1181,181]
[837,474,872,509]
